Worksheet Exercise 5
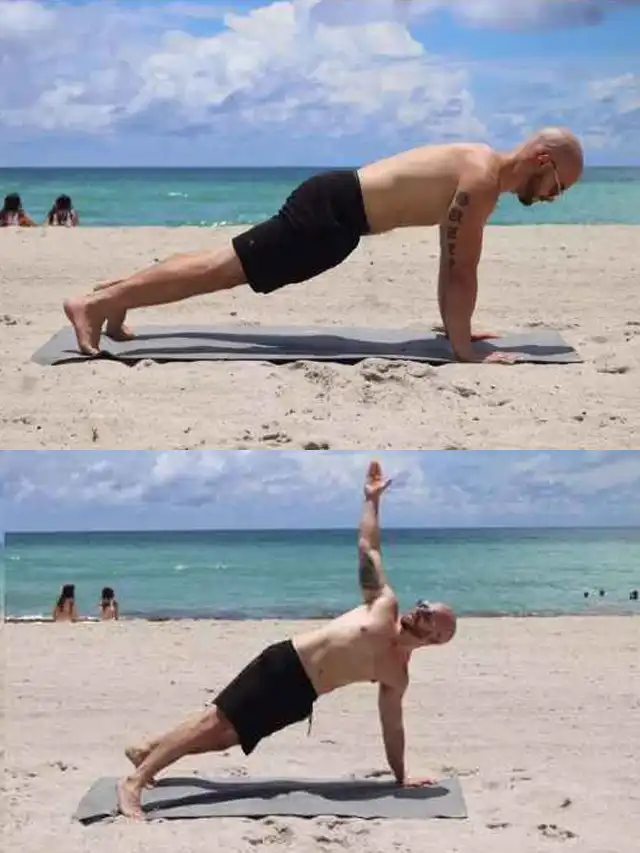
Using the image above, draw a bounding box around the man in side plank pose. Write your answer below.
[117,459,457,819]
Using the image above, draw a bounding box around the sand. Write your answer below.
[3,616,639,853]
[1,224,639,449]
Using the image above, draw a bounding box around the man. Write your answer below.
[65,127,584,363]
[117,460,457,819]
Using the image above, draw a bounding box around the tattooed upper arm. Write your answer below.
[441,180,497,276]
[359,548,383,594]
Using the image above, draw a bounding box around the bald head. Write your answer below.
[430,602,457,645]
[509,126,584,206]
[400,600,457,647]
[525,126,584,185]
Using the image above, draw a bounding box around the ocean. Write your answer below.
[4,528,639,621]
[1,166,640,228]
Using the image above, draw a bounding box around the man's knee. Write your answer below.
[204,705,240,750]
[213,244,248,291]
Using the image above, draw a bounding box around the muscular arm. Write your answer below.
[438,175,498,362]
[358,494,391,604]
[378,681,408,784]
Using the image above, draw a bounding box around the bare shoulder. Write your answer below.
[368,587,399,624]
[460,144,501,190]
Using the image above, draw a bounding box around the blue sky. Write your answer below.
[0,0,638,167]
[2,450,639,532]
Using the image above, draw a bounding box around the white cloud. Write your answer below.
[0,0,637,159]
[2,451,640,529]
[0,0,479,145]
[309,0,640,29]
[0,0,53,37]
[525,452,640,495]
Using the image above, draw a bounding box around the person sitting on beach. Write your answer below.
[46,194,79,227]
[52,583,79,622]
[65,127,583,364]
[99,586,119,620]
[116,460,457,819]
[0,193,36,227]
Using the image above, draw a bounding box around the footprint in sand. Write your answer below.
[258,818,294,841]
[537,823,577,840]
[596,360,631,375]
[509,772,533,787]
[226,766,248,777]
[312,833,350,847]
[259,429,292,446]
[1,314,23,326]
[363,770,389,779]
[358,359,409,384]
[442,766,478,778]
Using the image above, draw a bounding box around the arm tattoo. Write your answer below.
[359,551,382,591]
[446,191,470,271]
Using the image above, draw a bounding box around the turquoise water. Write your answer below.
[1,167,639,227]
[4,528,640,621]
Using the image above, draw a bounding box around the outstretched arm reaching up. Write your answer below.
[358,461,393,604]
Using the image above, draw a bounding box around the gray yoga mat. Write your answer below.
[73,775,468,824]
[32,324,581,366]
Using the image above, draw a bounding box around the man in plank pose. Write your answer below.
[65,128,583,364]
[117,459,457,819]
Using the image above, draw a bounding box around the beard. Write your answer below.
[518,174,540,207]
[400,613,421,637]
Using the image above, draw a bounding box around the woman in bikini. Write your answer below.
[99,586,119,620]
[52,584,79,622]
[45,194,79,227]
[0,193,36,227]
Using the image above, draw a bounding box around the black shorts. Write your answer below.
[214,640,317,755]
[232,169,370,294]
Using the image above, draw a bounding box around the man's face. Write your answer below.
[518,156,565,207]
[400,601,453,646]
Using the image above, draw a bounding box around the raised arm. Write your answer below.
[438,170,498,362]
[358,461,393,604]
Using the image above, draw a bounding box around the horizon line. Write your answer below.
[1,163,639,170]
[5,523,639,536]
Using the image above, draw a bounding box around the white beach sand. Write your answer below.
[1,224,639,449]
[3,616,639,853]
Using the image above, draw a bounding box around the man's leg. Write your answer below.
[124,710,204,781]
[64,244,247,356]
[117,705,239,819]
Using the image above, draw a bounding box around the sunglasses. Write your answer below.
[545,159,565,201]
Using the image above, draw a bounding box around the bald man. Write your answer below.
[65,127,583,363]
[116,460,457,819]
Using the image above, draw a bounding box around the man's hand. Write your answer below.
[401,777,438,788]
[433,324,499,342]
[454,349,521,364]
[364,460,392,501]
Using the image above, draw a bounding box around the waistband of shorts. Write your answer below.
[318,168,370,236]
[280,639,318,700]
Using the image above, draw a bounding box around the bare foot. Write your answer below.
[116,776,145,820]
[125,745,157,787]
[91,285,135,341]
[105,314,135,342]
[63,297,105,356]
[432,324,499,341]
